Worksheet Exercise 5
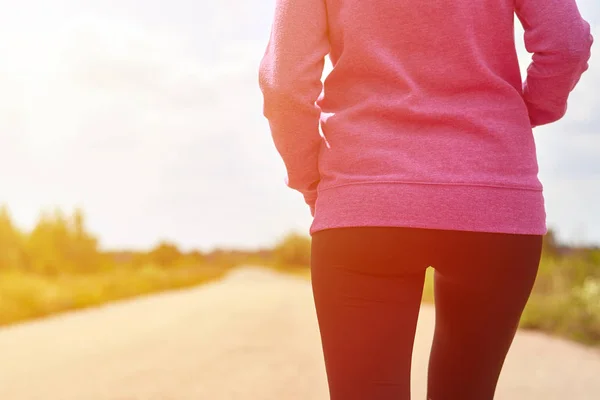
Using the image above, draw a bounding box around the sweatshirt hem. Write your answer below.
[317,180,543,193]
[310,182,547,236]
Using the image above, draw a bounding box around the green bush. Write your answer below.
[272,232,311,267]
[148,241,182,267]
[521,252,600,345]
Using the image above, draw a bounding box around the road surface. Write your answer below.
[0,266,599,399]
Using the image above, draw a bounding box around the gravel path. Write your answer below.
[0,266,598,399]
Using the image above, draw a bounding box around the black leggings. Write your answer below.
[310,227,543,400]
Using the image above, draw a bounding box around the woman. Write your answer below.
[258,0,593,398]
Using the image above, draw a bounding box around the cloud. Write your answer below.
[0,10,297,250]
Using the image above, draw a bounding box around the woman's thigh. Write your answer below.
[310,227,433,400]
[427,230,543,400]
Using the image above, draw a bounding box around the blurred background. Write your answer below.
[0,0,598,357]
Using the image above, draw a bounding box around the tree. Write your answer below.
[273,232,311,267]
[187,250,206,265]
[148,241,182,267]
[26,208,102,275]
[0,205,26,270]
[68,208,101,272]
[543,228,562,257]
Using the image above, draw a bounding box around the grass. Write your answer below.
[0,261,302,328]
[0,264,228,327]
[520,255,600,346]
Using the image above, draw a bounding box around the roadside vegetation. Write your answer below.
[1,205,598,346]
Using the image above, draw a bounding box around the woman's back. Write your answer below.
[259,0,592,236]
[320,0,539,195]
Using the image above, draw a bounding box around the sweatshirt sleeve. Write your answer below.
[515,0,593,128]
[258,0,329,212]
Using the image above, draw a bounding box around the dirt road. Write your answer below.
[0,266,599,399]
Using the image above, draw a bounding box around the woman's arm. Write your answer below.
[258,0,329,214]
[516,0,593,127]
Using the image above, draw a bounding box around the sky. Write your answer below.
[0,0,598,251]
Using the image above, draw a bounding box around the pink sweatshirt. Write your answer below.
[259,0,593,236]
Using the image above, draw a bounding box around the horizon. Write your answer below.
[0,0,598,251]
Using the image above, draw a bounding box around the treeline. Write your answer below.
[0,206,311,276]
[0,206,310,326]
